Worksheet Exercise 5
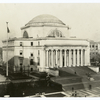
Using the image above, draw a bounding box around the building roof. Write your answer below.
[21,14,66,29]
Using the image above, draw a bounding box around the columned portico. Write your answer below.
[45,48,88,68]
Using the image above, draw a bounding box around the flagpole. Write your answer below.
[6,22,8,77]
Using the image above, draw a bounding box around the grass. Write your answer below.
[8,73,32,80]
[0,81,60,97]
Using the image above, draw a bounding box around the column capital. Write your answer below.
[46,49,49,51]
[77,49,80,51]
[51,49,53,51]
[55,49,58,51]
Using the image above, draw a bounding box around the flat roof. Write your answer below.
[2,37,89,42]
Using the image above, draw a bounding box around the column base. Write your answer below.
[77,65,79,67]
[73,65,76,67]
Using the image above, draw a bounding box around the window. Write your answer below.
[23,31,29,38]
[20,50,23,55]
[31,53,33,57]
[31,42,33,46]
[38,50,40,56]
[20,42,23,46]
[30,59,33,65]
[37,57,40,66]
[92,45,94,48]
[96,45,98,50]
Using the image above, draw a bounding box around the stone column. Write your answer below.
[60,49,62,67]
[77,49,79,66]
[47,50,48,67]
[56,50,58,67]
[51,49,53,68]
[45,50,47,66]
[85,49,87,66]
[66,50,69,67]
[64,50,66,67]
[73,49,76,67]
[81,49,83,66]
[48,50,50,67]
[58,50,60,67]
[83,49,85,66]
[69,49,71,67]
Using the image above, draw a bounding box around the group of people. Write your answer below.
[71,90,78,97]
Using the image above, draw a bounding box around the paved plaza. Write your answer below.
[0,74,6,82]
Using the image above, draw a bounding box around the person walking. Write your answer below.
[72,87,74,92]
[74,91,77,97]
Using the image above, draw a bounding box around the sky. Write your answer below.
[0,3,100,46]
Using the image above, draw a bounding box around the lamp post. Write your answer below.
[28,65,29,76]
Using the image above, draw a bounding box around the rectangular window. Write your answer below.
[20,50,23,55]
[92,45,94,48]
[30,59,33,65]
[31,42,33,46]
[96,46,98,50]
[20,42,23,46]
[37,57,40,66]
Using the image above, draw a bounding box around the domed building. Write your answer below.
[2,14,90,74]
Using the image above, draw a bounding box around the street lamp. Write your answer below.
[28,65,30,76]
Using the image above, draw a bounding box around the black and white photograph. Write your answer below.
[0,0,100,97]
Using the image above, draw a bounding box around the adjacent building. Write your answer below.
[2,14,90,73]
[90,40,100,65]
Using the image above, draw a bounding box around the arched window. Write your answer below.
[23,31,29,38]
[48,29,63,37]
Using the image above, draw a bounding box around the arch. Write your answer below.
[23,31,29,38]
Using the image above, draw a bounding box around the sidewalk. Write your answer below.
[0,74,6,82]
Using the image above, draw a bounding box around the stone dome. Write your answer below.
[25,14,66,27]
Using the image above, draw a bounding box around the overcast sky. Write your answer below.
[0,3,100,46]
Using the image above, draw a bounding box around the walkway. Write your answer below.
[26,87,100,97]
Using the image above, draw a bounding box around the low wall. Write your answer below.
[88,66,99,73]
[45,68,59,76]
